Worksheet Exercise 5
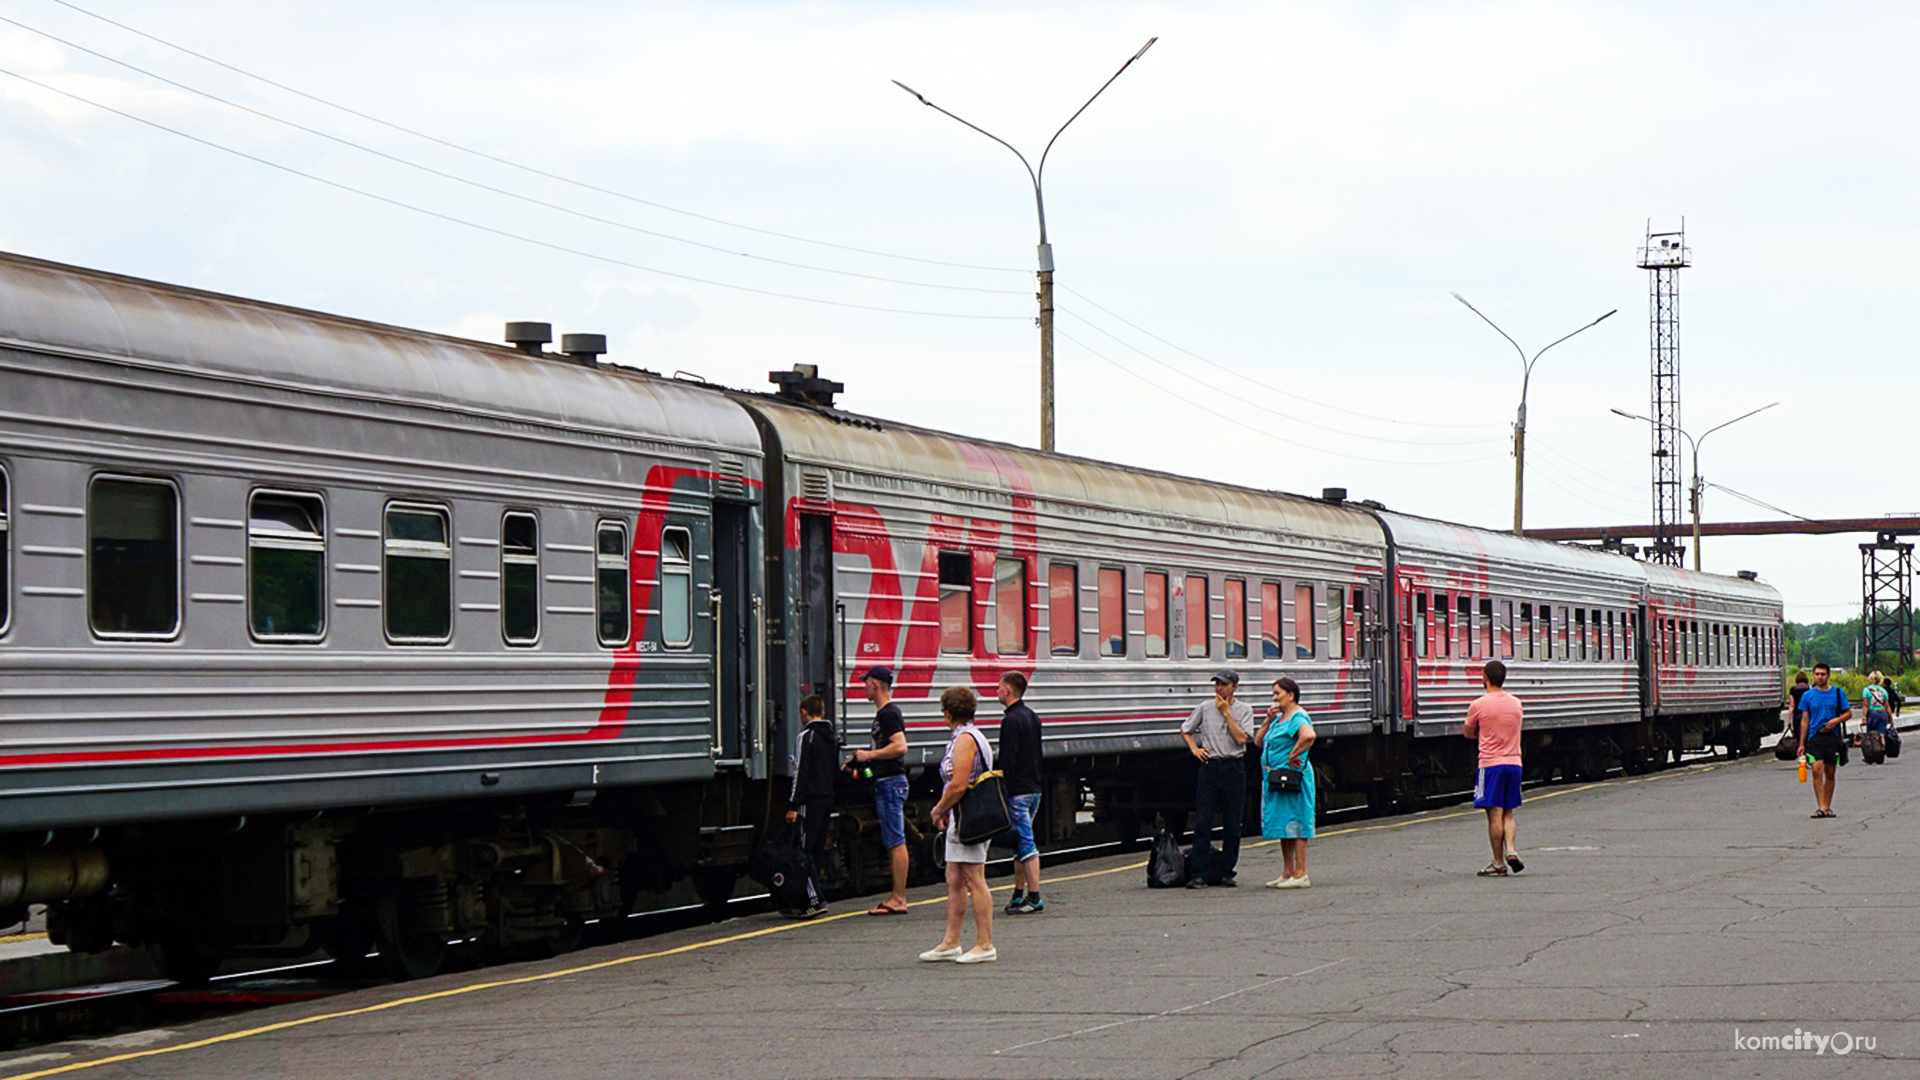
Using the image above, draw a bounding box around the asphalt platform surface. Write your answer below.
[2,750,1915,1080]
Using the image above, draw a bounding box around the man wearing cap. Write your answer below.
[851,666,911,915]
[1180,670,1254,888]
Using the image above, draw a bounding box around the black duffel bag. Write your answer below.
[1147,816,1187,889]
[1774,733,1799,762]
[1887,728,1902,760]
[746,824,814,911]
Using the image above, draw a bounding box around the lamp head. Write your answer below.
[1133,37,1159,61]
[891,80,927,104]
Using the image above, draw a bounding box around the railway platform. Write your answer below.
[1,749,1914,1080]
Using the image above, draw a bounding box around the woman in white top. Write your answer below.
[922,686,997,964]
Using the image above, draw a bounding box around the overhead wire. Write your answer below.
[44,0,1029,274]
[1058,283,1507,431]
[1056,328,1506,468]
[0,63,1026,321]
[0,12,1025,297]
[1057,306,1506,448]
[1704,482,1817,523]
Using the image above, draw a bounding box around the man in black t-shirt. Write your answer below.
[850,666,910,915]
[997,672,1046,913]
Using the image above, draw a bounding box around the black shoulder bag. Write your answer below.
[1267,765,1304,794]
[954,730,1012,844]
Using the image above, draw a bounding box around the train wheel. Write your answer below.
[374,895,447,982]
[536,917,587,958]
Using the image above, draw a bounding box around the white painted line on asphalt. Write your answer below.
[993,958,1347,1055]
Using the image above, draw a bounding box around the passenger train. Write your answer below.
[0,252,1784,981]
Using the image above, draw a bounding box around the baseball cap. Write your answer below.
[861,666,895,685]
[1211,670,1240,686]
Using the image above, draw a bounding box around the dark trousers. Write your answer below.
[797,798,833,904]
[1190,758,1245,883]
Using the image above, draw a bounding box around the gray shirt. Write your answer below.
[1181,699,1254,760]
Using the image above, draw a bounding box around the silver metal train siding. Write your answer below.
[0,251,1785,982]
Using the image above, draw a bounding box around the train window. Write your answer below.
[501,512,539,645]
[1185,575,1209,659]
[1434,592,1450,658]
[1099,567,1126,657]
[1413,592,1428,659]
[1604,611,1615,661]
[87,476,181,639]
[995,557,1026,656]
[1224,579,1247,660]
[1144,571,1169,658]
[1328,585,1346,661]
[0,466,11,635]
[645,525,678,648]
[1500,601,1514,660]
[1351,589,1367,660]
[248,492,325,640]
[1048,563,1078,657]
[1262,582,1282,659]
[1479,598,1494,658]
[1540,604,1556,661]
[1458,595,1473,658]
[1295,583,1315,659]
[938,551,972,655]
[384,504,451,643]
[1573,609,1584,661]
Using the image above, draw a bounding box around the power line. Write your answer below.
[1058,283,1506,431]
[0,12,1025,297]
[45,0,1028,274]
[1057,306,1505,448]
[1705,482,1817,523]
[0,64,1026,322]
[1057,328,1506,468]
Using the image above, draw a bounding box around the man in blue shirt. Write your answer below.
[1796,663,1852,818]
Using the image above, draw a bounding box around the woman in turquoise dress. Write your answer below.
[1257,676,1317,889]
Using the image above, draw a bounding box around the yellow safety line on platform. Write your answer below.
[0,933,48,945]
[0,755,1746,1080]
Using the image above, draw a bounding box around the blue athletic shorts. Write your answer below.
[1007,793,1042,863]
[872,774,910,850]
[1473,764,1523,810]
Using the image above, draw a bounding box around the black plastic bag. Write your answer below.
[1147,816,1186,889]
[746,824,814,910]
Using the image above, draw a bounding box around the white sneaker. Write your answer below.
[1264,876,1289,889]
[918,946,962,962]
[956,946,997,964]
[1291,876,1311,889]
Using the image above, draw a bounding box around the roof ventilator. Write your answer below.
[561,333,606,366]
[769,363,844,407]
[504,321,552,356]
[1321,487,1348,505]
[1736,570,1759,581]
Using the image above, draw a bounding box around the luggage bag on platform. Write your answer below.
[1147,816,1187,889]
[1774,734,1799,762]
[1862,730,1887,765]
[746,825,815,910]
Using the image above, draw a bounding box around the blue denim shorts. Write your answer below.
[1007,793,1042,863]
[872,774,910,850]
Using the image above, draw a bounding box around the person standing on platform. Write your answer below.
[1464,660,1525,877]
[851,666,910,915]
[1788,671,1810,737]
[922,687,997,963]
[1862,672,1892,737]
[996,672,1046,914]
[1257,676,1316,889]
[782,694,836,919]
[1798,663,1851,818]
[1180,670,1253,888]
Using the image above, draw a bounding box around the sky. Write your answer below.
[3,0,1915,625]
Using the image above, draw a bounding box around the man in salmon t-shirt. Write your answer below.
[1462,660,1524,877]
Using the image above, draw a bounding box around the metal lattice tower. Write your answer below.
[1637,223,1689,566]
[1862,533,1913,672]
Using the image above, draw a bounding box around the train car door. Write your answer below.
[711,502,757,765]
[1397,574,1419,723]
[797,513,838,735]
[1635,602,1655,714]
[1360,577,1390,729]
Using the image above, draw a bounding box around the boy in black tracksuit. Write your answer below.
[784,695,837,917]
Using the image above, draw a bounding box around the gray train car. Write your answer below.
[0,252,767,979]
[737,392,1390,836]
[1642,562,1785,751]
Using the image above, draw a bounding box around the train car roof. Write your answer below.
[0,251,761,456]
[1641,560,1783,608]
[737,393,1385,549]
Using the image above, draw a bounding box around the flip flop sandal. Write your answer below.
[1476,862,1509,877]
[867,904,909,916]
[1505,853,1525,874]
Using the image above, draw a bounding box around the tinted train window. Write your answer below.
[938,551,972,655]
[1184,575,1208,659]
[89,477,179,638]
[1434,592,1449,658]
[385,505,451,643]
[1500,601,1515,660]
[1224,579,1247,660]
[995,557,1026,656]
[1099,567,1126,657]
[0,467,9,635]
[1144,571,1169,658]
[502,512,539,645]
[1479,598,1494,658]
[1575,609,1587,661]
[603,522,639,647]
[248,492,325,640]
[1329,585,1347,661]
[1261,582,1281,659]
[1048,563,1079,657]
[1413,592,1428,659]
[1295,583,1315,659]
[1458,595,1473,658]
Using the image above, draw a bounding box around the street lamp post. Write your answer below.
[1451,294,1618,535]
[1610,402,1779,570]
[894,37,1157,453]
